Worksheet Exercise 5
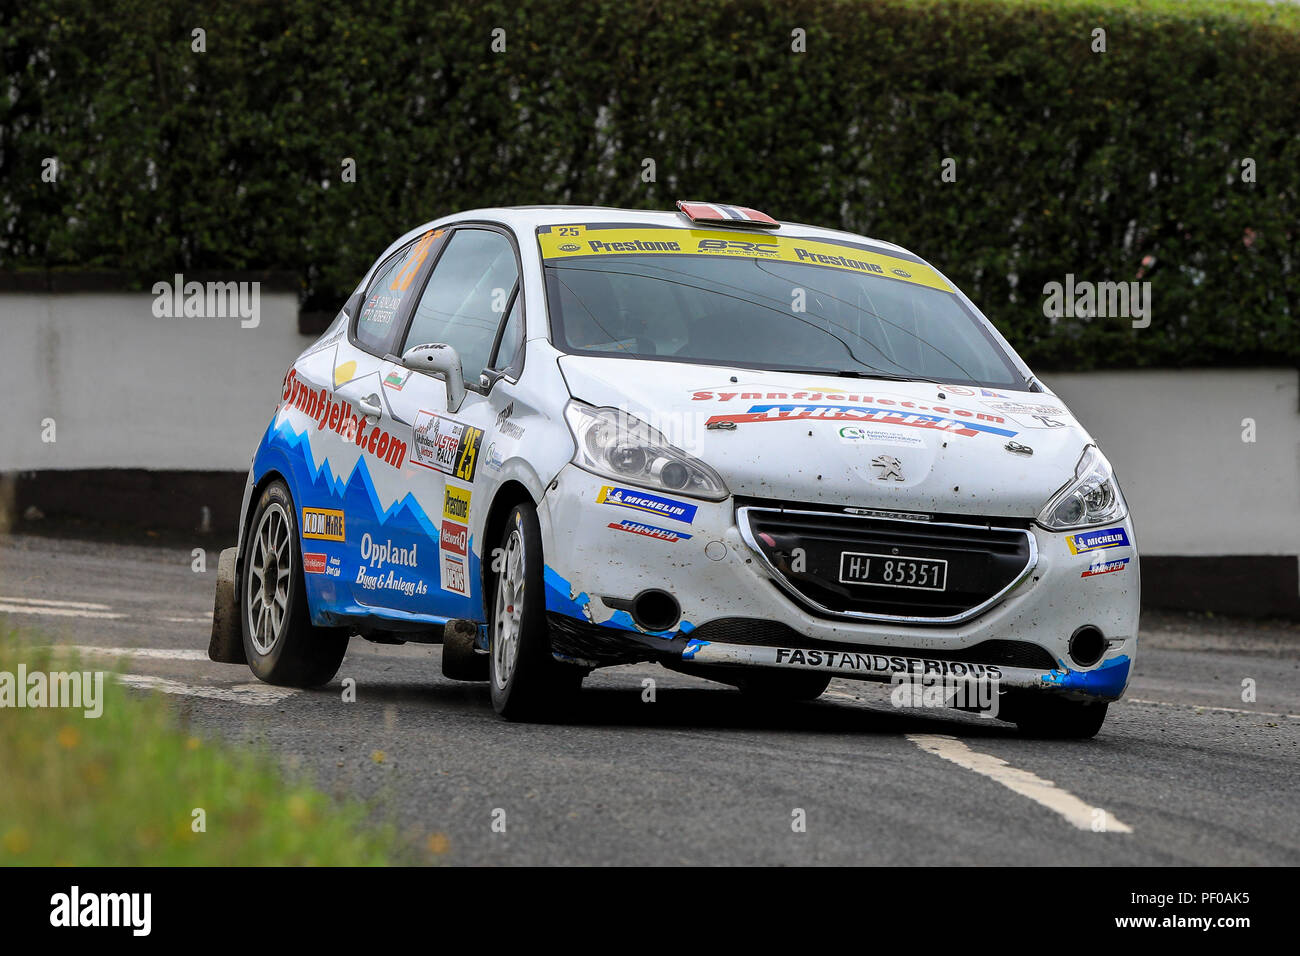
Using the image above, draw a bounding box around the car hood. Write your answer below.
[557,355,1094,518]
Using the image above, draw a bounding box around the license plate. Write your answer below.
[838,551,948,591]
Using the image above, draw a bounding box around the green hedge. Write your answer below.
[2,0,1297,369]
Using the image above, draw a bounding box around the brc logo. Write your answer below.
[301,508,345,541]
[696,238,778,256]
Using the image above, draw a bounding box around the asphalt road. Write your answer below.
[2,531,1298,865]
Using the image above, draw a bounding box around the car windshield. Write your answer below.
[540,230,1026,389]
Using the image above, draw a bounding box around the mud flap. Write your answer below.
[207,546,246,664]
[442,618,488,681]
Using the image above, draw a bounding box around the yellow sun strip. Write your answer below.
[537,226,952,292]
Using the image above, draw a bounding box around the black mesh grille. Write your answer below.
[686,617,1058,671]
[743,507,1033,621]
[547,612,661,665]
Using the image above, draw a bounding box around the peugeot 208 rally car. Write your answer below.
[209,201,1138,737]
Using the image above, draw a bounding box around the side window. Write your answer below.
[403,229,519,384]
[489,294,525,376]
[355,229,439,353]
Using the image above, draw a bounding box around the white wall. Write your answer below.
[1,291,313,472]
[1,292,1295,557]
[1045,368,1299,557]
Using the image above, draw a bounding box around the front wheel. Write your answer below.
[1001,692,1109,739]
[488,502,584,720]
[240,480,348,687]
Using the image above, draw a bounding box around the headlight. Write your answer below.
[1037,445,1127,530]
[563,401,729,501]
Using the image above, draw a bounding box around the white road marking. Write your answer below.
[117,674,297,706]
[822,689,862,703]
[162,615,212,624]
[907,734,1133,833]
[0,602,124,620]
[0,596,112,609]
[60,645,211,661]
[1127,697,1298,720]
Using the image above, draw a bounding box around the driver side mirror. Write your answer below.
[401,343,466,412]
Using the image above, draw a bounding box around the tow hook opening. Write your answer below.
[632,589,681,633]
[1068,625,1107,668]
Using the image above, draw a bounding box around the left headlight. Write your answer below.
[563,401,729,501]
[1037,445,1128,530]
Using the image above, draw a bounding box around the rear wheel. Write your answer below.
[488,502,584,720]
[1001,691,1109,739]
[241,480,348,687]
[737,670,831,702]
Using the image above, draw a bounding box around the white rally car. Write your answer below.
[209,201,1138,738]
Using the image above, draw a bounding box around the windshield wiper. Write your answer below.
[766,368,923,383]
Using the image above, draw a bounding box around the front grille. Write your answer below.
[686,618,1058,671]
[740,506,1036,624]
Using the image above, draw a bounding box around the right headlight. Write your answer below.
[563,401,729,501]
[1037,445,1128,530]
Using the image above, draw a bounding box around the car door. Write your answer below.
[370,224,523,623]
[295,228,442,617]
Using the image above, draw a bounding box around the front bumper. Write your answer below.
[538,465,1140,702]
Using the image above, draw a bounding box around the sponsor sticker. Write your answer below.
[282,369,408,470]
[772,646,1004,680]
[596,486,697,524]
[383,368,411,391]
[838,424,924,447]
[355,565,428,597]
[1067,526,1131,555]
[301,508,345,541]
[704,404,1016,439]
[692,386,1006,423]
[360,533,418,569]
[440,553,468,595]
[443,485,472,522]
[607,520,693,543]
[495,402,526,440]
[983,400,1066,416]
[440,520,468,556]
[1081,556,1130,578]
[302,552,328,575]
[412,411,484,481]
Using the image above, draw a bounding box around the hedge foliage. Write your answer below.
[2,0,1297,369]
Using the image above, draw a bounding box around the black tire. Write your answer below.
[737,670,831,702]
[488,502,584,720]
[240,480,348,688]
[1001,691,1109,739]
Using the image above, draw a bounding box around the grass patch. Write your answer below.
[0,627,403,865]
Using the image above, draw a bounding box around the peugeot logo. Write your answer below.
[870,455,904,481]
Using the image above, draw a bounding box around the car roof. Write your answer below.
[406,204,921,261]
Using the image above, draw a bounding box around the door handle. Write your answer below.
[358,394,382,420]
